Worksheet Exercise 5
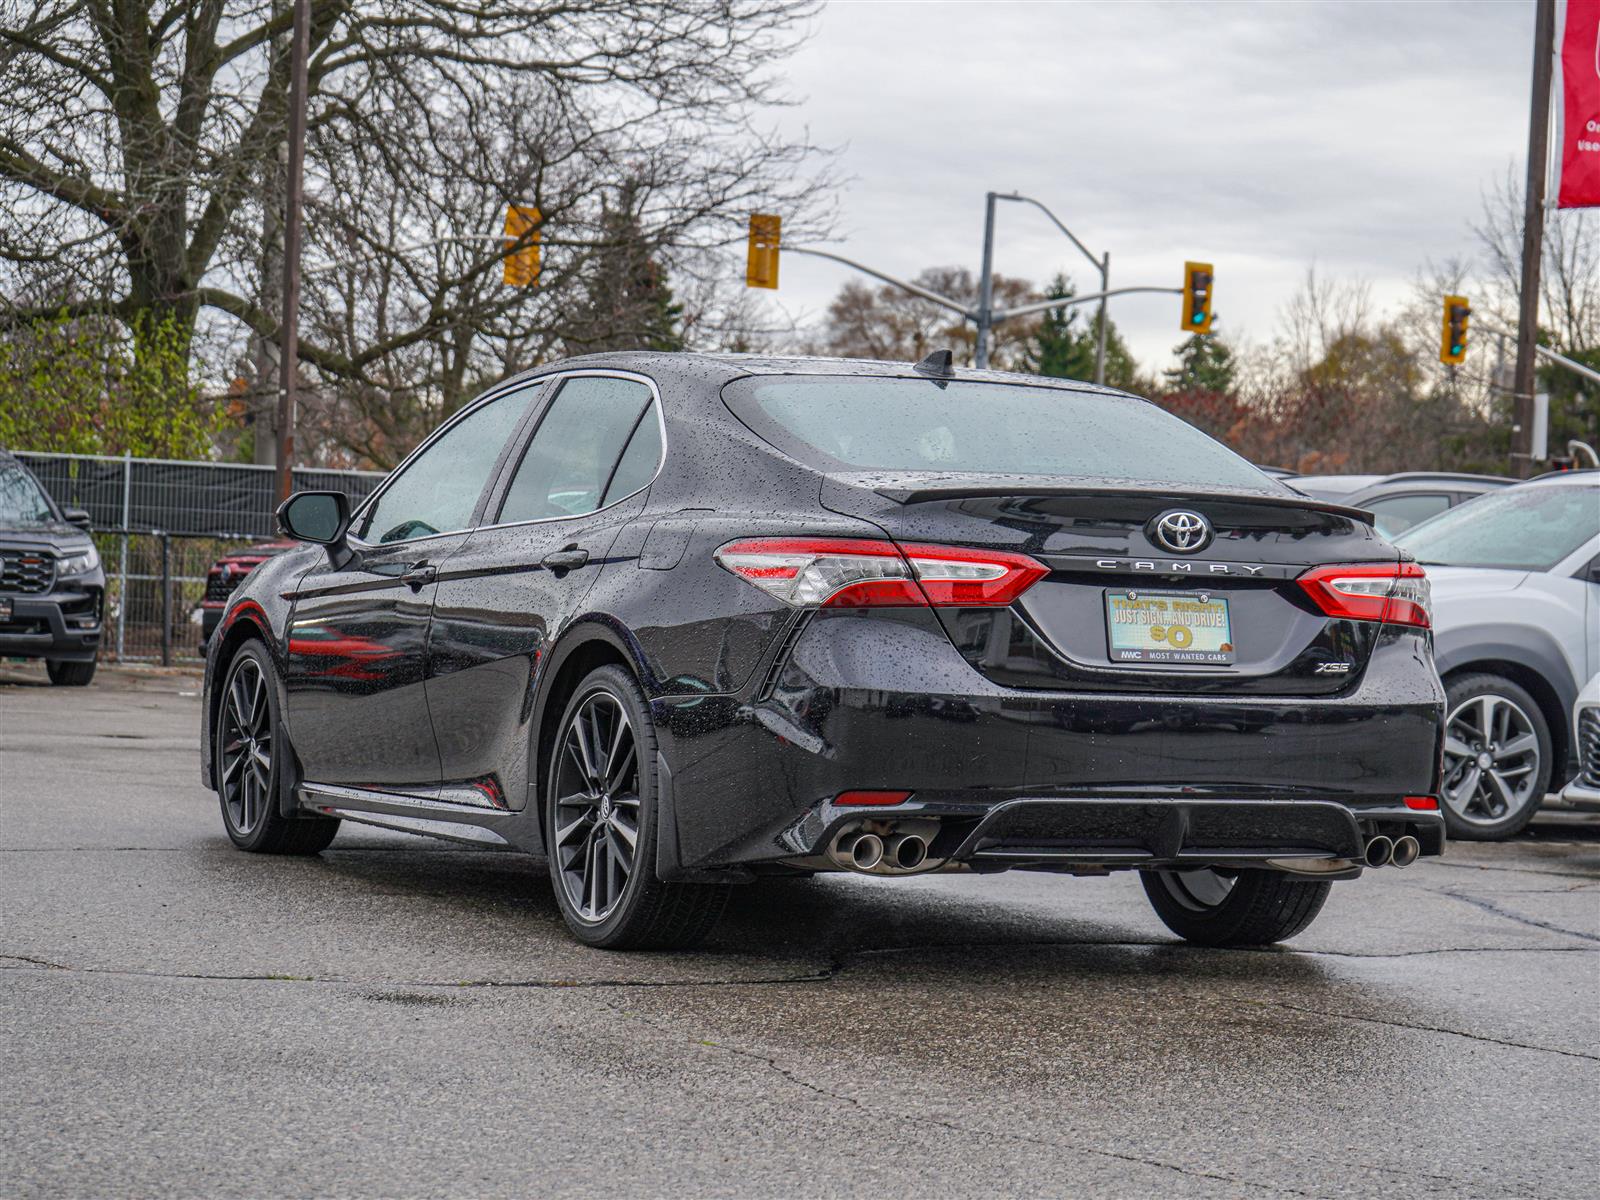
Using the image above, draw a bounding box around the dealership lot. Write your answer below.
[2,664,1596,1200]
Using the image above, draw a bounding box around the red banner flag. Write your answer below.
[1557,0,1600,208]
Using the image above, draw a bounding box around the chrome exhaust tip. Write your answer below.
[886,832,928,870]
[1390,835,1420,868]
[833,831,884,872]
[1363,835,1394,868]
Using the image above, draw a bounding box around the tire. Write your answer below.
[545,664,729,950]
[1439,673,1552,841]
[215,641,339,855]
[46,658,96,687]
[1141,868,1332,947]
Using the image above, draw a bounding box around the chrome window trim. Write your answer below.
[474,368,668,534]
[343,377,549,552]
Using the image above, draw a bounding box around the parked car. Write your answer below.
[196,541,295,652]
[1393,473,1600,839]
[201,352,1446,950]
[1559,673,1600,812]
[0,449,105,685]
[1291,472,1511,538]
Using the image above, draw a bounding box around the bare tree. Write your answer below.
[807,268,1039,369]
[1475,165,1600,352]
[1,1,834,460]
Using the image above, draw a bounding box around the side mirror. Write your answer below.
[62,507,93,531]
[277,490,350,550]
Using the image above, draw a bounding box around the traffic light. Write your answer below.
[1182,261,1214,334]
[746,213,780,289]
[1440,295,1470,363]
[503,205,540,287]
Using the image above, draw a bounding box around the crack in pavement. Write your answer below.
[1246,998,1600,1063]
[601,1000,1328,1199]
[1424,859,1599,881]
[1427,889,1600,944]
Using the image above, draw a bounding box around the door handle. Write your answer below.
[401,563,437,590]
[541,547,589,572]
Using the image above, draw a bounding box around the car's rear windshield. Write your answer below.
[1394,483,1598,571]
[0,462,55,524]
[723,375,1274,490]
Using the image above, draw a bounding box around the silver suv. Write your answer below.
[1394,474,1600,840]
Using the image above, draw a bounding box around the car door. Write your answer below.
[281,384,539,791]
[426,371,663,810]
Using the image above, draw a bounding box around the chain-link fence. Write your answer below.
[14,452,385,665]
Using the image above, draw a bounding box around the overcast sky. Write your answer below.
[756,0,1537,371]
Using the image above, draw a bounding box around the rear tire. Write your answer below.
[1439,673,1551,842]
[545,665,729,950]
[46,658,95,687]
[1141,867,1331,946]
[215,642,339,855]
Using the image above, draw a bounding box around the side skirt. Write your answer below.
[297,782,540,852]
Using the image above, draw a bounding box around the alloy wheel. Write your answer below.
[1441,693,1542,827]
[553,690,641,924]
[220,656,273,836]
[1154,867,1236,911]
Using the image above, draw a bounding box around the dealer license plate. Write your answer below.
[1105,590,1235,665]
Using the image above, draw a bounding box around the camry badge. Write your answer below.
[1150,509,1213,554]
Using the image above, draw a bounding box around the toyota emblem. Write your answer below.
[1150,509,1213,554]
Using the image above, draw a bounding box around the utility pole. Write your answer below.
[975,193,998,370]
[276,0,310,504]
[1094,251,1110,387]
[1511,0,1556,479]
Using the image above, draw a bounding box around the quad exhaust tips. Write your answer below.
[1363,835,1394,868]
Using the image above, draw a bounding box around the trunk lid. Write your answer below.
[821,472,1396,697]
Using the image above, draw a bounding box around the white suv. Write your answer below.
[1395,474,1600,840]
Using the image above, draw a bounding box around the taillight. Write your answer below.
[714,537,1047,609]
[1297,561,1431,629]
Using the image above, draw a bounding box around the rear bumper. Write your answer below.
[0,589,103,662]
[654,607,1445,874]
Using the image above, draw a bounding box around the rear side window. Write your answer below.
[498,377,656,523]
[1367,493,1450,537]
[723,376,1273,490]
[0,462,55,524]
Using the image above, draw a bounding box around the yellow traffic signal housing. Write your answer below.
[1182,261,1214,334]
[746,213,780,289]
[1440,295,1470,364]
[503,205,541,287]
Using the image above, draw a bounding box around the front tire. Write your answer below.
[46,658,95,687]
[215,642,339,855]
[1439,673,1552,841]
[1141,868,1331,946]
[546,665,729,950]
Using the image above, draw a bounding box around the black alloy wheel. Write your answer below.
[1141,867,1332,946]
[546,665,729,949]
[1438,673,1552,841]
[215,642,339,854]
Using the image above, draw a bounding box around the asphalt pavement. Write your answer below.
[2,663,1596,1199]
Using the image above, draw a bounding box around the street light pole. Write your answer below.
[1095,251,1110,386]
[975,193,998,369]
[275,0,310,505]
[1511,0,1556,480]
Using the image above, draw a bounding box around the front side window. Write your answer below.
[723,375,1275,491]
[497,377,657,524]
[358,385,538,544]
[1395,483,1599,571]
[0,462,55,524]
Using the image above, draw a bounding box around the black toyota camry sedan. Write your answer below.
[202,352,1446,949]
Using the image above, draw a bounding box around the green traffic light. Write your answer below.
[1451,344,1462,355]
[1192,312,1205,324]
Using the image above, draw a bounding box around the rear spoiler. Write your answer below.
[872,481,1375,525]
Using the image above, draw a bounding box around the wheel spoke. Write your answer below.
[1495,732,1536,760]
[1442,735,1473,760]
[605,739,636,794]
[1485,769,1517,811]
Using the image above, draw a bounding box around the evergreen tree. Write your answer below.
[1164,332,1237,393]
[568,187,685,353]
[1024,273,1140,390]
